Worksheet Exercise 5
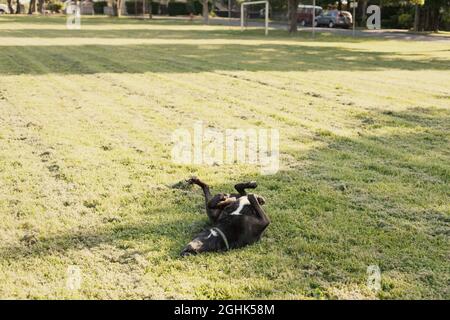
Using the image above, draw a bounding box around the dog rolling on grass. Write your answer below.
[181,177,270,256]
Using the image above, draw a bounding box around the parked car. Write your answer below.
[315,10,352,28]
[297,5,323,27]
[0,4,10,14]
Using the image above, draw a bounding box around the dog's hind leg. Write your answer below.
[248,193,270,228]
[234,181,257,195]
[187,177,212,201]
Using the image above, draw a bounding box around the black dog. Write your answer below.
[180,177,270,256]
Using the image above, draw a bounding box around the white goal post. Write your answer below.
[240,1,269,36]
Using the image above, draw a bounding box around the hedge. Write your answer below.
[93,1,107,14]
[125,1,160,15]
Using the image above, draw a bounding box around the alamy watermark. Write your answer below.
[367,265,381,292]
[171,121,279,175]
[66,265,82,290]
[366,5,381,30]
[66,1,81,30]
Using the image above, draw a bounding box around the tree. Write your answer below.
[28,0,36,14]
[410,0,425,31]
[423,0,450,31]
[149,0,153,19]
[15,0,21,13]
[359,0,368,26]
[7,0,14,13]
[382,0,448,31]
[113,0,124,17]
[37,0,44,14]
[203,0,209,24]
[287,0,299,33]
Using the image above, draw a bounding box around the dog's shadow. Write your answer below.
[0,180,258,262]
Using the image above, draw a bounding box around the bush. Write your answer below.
[440,9,450,31]
[124,0,209,16]
[93,1,108,14]
[381,18,396,29]
[125,1,159,15]
[187,0,210,15]
[398,13,413,29]
[168,2,188,16]
[150,2,159,14]
[47,1,63,13]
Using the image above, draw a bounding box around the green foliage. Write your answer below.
[93,1,108,14]
[442,7,450,29]
[124,1,159,15]
[377,0,450,30]
[187,0,210,15]
[382,0,423,5]
[47,1,63,13]
[398,13,413,28]
[168,1,188,16]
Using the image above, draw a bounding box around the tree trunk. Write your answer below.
[149,0,152,19]
[423,3,440,32]
[28,0,36,14]
[113,0,121,16]
[431,6,440,32]
[288,0,298,33]
[361,0,368,26]
[15,0,21,13]
[203,0,209,24]
[413,4,420,32]
[37,0,44,14]
[338,0,342,11]
[7,0,14,13]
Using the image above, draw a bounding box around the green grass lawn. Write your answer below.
[0,15,449,299]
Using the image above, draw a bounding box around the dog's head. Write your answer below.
[180,228,226,257]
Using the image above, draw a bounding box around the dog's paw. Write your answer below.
[248,181,257,188]
[171,180,191,190]
[186,176,200,185]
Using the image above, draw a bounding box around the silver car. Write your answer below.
[0,4,10,14]
[315,10,352,28]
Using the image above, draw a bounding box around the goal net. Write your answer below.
[240,1,270,35]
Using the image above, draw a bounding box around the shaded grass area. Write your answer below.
[0,43,449,75]
[0,15,449,299]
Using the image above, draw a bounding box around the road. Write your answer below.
[208,17,450,41]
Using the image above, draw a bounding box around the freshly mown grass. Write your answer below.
[0,15,449,299]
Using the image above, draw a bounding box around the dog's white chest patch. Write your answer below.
[229,196,250,215]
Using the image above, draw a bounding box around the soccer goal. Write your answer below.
[240,1,270,36]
